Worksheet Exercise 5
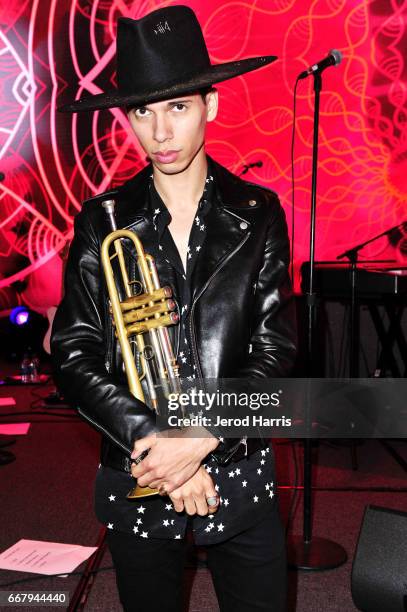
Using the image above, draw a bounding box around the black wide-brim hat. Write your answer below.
[58,5,277,113]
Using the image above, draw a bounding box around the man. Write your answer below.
[52,6,296,611]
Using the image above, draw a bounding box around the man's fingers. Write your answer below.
[195,494,210,516]
[170,493,184,513]
[183,496,197,516]
[131,434,157,459]
[135,471,156,488]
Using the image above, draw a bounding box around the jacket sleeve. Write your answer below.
[50,204,158,456]
[209,194,297,463]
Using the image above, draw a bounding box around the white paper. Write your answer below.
[0,539,98,575]
[0,423,30,435]
[0,397,16,407]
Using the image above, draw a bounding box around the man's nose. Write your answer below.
[153,113,173,143]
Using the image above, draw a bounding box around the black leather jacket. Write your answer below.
[51,158,297,465]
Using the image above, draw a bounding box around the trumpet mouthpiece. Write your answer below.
[102,199,116,214]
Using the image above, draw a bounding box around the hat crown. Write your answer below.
[117,6,211,98]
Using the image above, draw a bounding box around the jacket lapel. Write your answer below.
[190,159,257,302]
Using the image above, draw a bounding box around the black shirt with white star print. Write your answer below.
[94,158,278,544]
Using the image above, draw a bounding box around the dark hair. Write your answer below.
[126,87,215,113]
[199,86,215,102]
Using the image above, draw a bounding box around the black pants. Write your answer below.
[106,505,287,612]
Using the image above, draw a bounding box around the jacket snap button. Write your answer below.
[240,222,248,230]
[248,199,256,207]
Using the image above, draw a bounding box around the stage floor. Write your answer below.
[0,368,406,611]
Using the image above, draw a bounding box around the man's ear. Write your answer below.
[206,89,218,122]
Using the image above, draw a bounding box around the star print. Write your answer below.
[257,468,262,475]
[137,506,145,514]
[163,519,170,527]
[188,253,192,259]
[269,491,274,499]
[253,495,259,503]
[182,357,187,363]
[136,518,143,525]
[261,450,266,456]
[223,499,229,507]
[218,437,224,443]
[175,534,182,539]
[260,459,265,465]
[217,523,225,532]
[215,484,220,492]
[158,244,163,250]
[179,352,184,357]
[266,447,270,453]
[265,483,270,491]
[242,480,247,487]
[215,468,219,474]
[154,208,160,214]
[195,217,200,225]
[108,494,116,502]
[235,468,241,475]
[107,523,114,529]
[187,246,191,252]
[133,526,139,534]
[200,224,205,231]
[228,471,235,478]
[205,466,212,473]
[171,519,175,525]
[165,504,173,511]
[141,531,148,538]
[196,245,201,251]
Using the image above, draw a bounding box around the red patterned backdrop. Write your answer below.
[0,0,406,316]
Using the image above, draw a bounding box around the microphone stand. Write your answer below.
[337,222,407,377]
[288,71,347,570]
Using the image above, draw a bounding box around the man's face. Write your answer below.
[127,91,218,174]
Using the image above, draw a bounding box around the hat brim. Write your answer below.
[58,56,277,113]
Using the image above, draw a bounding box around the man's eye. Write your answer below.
[135,107,150,117]
[172,103,186,111]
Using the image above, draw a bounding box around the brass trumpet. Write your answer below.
[101,199,181,499]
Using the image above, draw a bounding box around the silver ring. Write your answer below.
[206,496,218,507]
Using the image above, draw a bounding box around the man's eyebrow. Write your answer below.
[166,98,192,106]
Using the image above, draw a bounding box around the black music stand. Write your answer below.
[337,223,407,378]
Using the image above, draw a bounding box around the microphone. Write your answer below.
[298,49,343,80]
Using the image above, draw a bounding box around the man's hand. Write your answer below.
[130,427,219,493]
[169,466,219,516]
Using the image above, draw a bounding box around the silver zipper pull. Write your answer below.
[241,436,248,456]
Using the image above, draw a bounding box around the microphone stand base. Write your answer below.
[287,535,347,570]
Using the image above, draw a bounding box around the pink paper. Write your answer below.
[0,423,30,435]
[0,397,16,407]
[0,539,98,575]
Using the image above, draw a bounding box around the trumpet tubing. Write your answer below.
[101,199,181,499]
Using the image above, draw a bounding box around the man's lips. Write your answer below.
[153,150,180,163]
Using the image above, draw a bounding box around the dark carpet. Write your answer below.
[0,374,406,611]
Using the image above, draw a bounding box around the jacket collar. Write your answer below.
[114,154,260,223]
[111,156,258,302]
